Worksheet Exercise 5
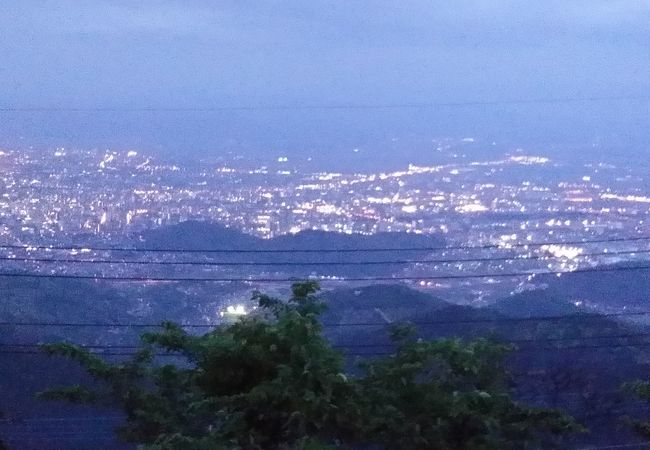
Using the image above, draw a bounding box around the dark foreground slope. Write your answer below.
[2,264,650,447]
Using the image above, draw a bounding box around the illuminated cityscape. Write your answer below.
[0,142,648,303]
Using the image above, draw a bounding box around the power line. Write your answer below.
[351,344,607,356]
[323,311,650,328]
[529,342,650,352]
[0,320,211,328]
[0,249,646,267]
[1,435,118,442]
[342,341,650,356]
[4,308,650,329]
[6,339,650,358]
[577,442,650,450]
[0,262,648,282]
[341,340,650,357]
[0,416,124,423]
[1,94,649,112]
[7,330,650,351]
[0,344,142,349]
[338,332,650,348]
[1,235,648,254]
[6,402,648,427]
[0,349,175,357]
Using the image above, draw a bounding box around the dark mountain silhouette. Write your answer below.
[265,229,444,251]
[322,284,449,321]
[136,220,259,250]
[320,284,503,345]
[490,288,581,318]
[135,220,446,277]
[534,261,650,310]
[137,220,445,251]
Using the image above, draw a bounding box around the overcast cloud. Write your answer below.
[0,1,648,163]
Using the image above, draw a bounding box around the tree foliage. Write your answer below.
[40,282,581,449]
[623,380,650,438]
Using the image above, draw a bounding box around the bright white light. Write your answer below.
[225,305,247,316]
[456,203,488,213]
[542,245,583,260]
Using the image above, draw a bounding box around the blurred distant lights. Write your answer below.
[456,203,488,213]
[220,304,248,317]
[69,248,92,255]
[509,156,550,165]
[497,234,518,248]
[541,244,583,260]
[601,193,650,203]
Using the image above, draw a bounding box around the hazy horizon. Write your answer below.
[1,1,649,168]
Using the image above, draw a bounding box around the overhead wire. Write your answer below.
[9,330,650,357]
[7,330,650,351]
[0,248,646,267]
[0,262,647,283]
[4,308,650,329]
[1,235,648,254]
[1,93,649,112]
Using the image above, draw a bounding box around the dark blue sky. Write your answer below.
[1,1,649,167]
